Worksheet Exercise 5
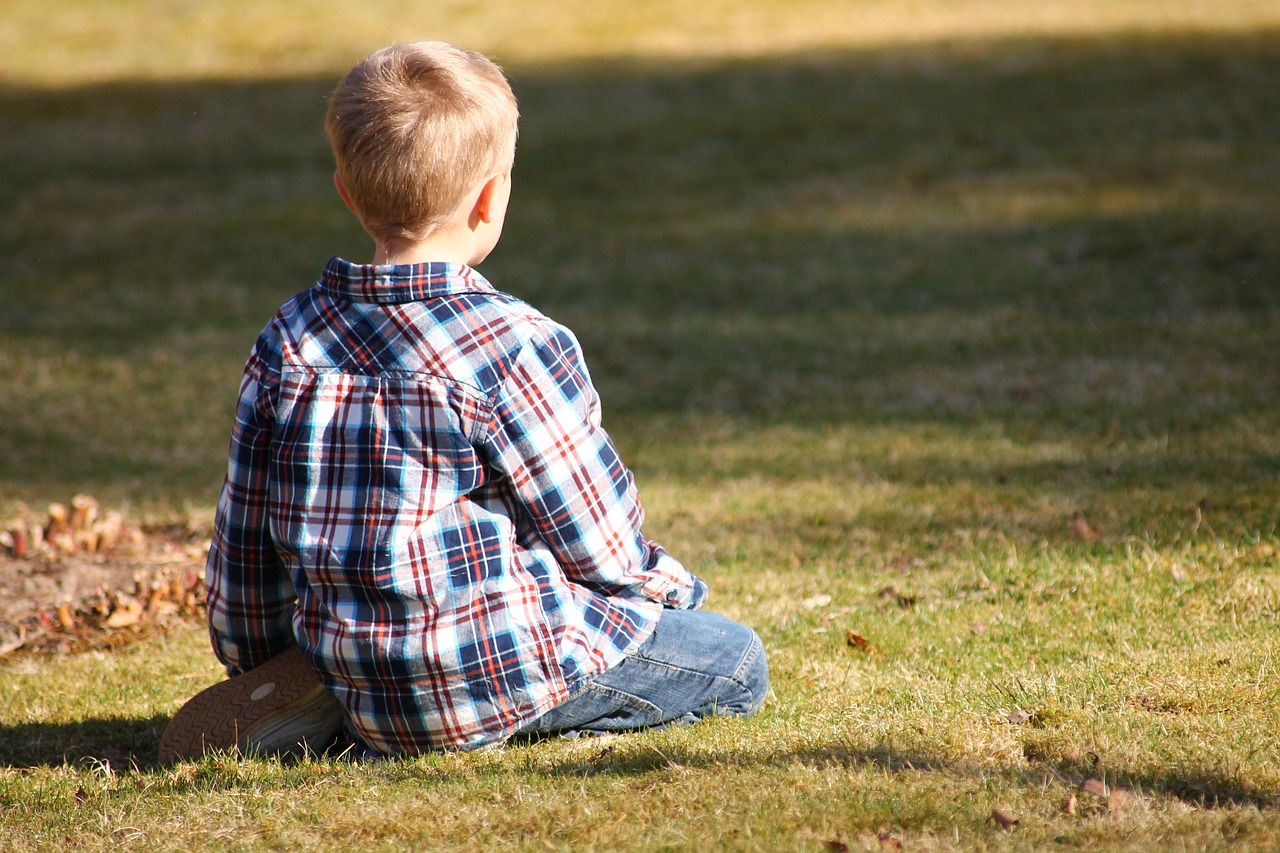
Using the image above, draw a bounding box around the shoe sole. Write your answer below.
[158,645,344,764]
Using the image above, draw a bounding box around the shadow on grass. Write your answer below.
[533,739,1280,812]
[1,715,1273,813]
[2,29,1279,519]
[5,33,1278,337]
[0,715,169,771]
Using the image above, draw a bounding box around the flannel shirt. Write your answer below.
[206,257,706,753]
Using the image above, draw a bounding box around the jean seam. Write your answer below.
[630,632,761,712]
[582,680,664,726]
[728,631,763,691]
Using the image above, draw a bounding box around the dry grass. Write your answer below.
[2,0,1280,849]
[3,0,1278,84]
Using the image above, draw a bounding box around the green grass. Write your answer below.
[3,0,1280,849]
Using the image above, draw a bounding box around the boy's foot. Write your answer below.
[158,645,345,764]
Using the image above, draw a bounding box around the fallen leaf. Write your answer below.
[1071,513,1100,542]
[104,597,144,628]
[56,602,76,631]
[877,830,903,849]
[846,629,871,651]
[0,633,30,656]
[992,808,1019,831]
[1081,777,1108,798]
[1006,709,1034,725]
[46,502,69,536]
[877,585,918,609]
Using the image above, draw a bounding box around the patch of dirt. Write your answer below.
[0,496,207,660]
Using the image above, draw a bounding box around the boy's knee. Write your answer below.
[728,628,769,716]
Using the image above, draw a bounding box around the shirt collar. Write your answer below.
[318,256,496,304]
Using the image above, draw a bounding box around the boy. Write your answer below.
[160,42,767,761]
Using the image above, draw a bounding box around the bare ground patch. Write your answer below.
[0,496,206,659]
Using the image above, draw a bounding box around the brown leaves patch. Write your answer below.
[0,496,208,660]
[1,495,145,561]
[846,629,871,651]
[991,808,1019,831]
[1,568,205,659]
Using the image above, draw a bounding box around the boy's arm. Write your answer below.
[205,356,297,675]
[484,323,707,610]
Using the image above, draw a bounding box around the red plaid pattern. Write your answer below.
[206,258,705,753]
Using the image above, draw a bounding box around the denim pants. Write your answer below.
[517,609,768,738]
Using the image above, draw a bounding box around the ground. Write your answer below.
[0,502,206,658]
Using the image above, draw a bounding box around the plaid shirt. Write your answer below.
[206,257,706,753]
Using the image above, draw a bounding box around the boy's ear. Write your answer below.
[333,171,358,214]
[472,174,504,224]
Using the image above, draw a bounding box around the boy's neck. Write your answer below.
[340,169,509,269]
[370,221,475,267]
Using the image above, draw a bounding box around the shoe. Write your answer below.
[159,645,345,764]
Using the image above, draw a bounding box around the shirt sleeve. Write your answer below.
[205,348,297,675]
[482,322,707,610]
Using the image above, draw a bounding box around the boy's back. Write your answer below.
[208,257,702,751]
[162,42,766,761]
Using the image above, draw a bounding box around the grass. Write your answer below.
[2,0,1280,849]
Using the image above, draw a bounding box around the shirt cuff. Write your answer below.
[659,574,708,610]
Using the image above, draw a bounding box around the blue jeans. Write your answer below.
[516,609,768,738]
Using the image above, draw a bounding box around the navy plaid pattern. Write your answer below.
[207,258,706,753]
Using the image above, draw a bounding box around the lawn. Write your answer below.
[1,0,1279,849]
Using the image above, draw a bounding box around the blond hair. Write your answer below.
[326,42,519,249]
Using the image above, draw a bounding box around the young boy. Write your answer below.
[160,42,767,761]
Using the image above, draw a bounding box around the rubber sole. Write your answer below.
[158,645,345,764]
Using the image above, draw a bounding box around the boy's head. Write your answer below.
[326,42,519,252]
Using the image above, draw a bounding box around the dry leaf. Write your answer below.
[46,503,69,536]
[104,597,144,628]
[1071,513,1100,542]
[1080,777,1108,798]
[846,629,871,651]
[877,830,903,850]
[56,602,76,631]
[878,585,918,609]
[1006,709,1034,725]
[70,494,98,533]
[991,808,1019,831]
